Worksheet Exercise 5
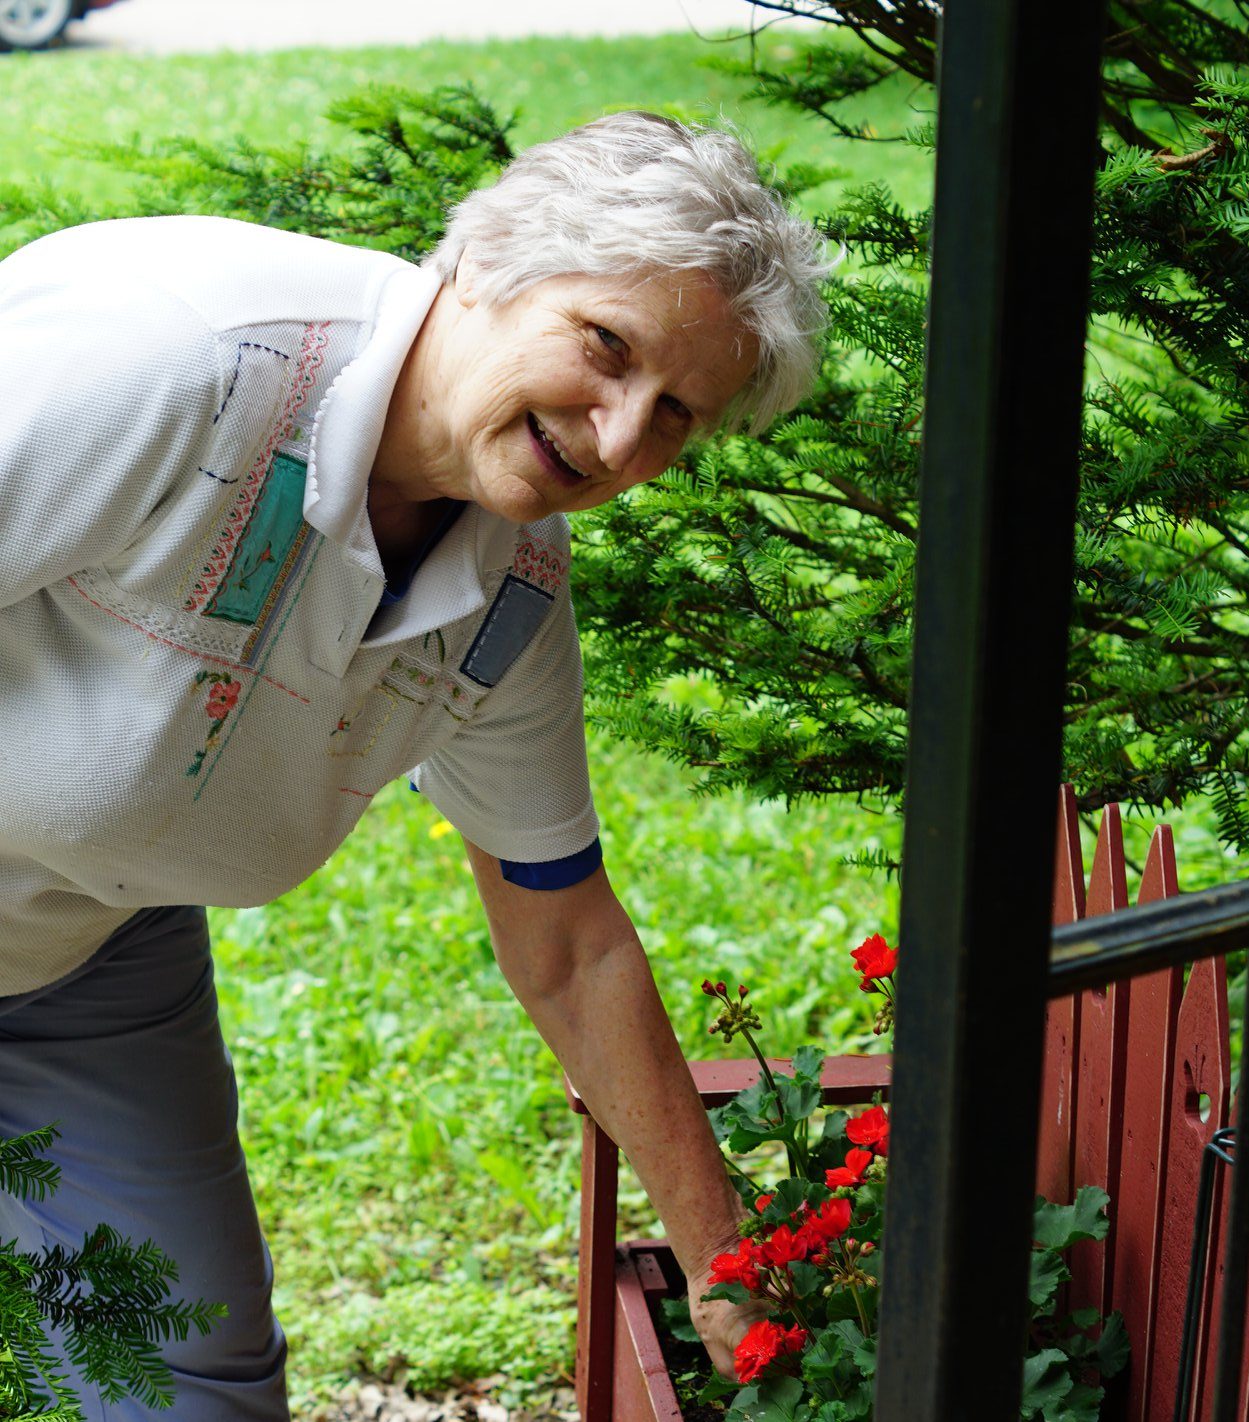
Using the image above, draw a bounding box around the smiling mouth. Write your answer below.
[527,413,592,486]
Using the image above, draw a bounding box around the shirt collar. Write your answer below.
[303,260,439,563]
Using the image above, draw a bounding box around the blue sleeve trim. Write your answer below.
[500,838,603,891]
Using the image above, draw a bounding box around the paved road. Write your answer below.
[65,0,786,53]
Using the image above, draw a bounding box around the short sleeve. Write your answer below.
[412,584,600,863]
[0,235,222,610]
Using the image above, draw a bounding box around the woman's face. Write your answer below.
[414,263,758,523]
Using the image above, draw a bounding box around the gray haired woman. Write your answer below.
[0,111,826,1420]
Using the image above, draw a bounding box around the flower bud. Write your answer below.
[716,981,727,996]
[702,979,717,996]
[738,984,749,998]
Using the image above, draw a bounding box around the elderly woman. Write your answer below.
[0,112,825,1419]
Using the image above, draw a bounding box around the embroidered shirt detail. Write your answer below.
[186,671,243,777]
[511,537,569,594]
[214,340,290,425]
[460,574,555,689]
[184,322,329,613]
[202,450,310,628]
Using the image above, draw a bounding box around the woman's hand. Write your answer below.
[686,1254,770,1379]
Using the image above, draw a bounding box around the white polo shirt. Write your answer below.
[0,217,599,995]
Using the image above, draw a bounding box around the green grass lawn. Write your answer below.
[0,30,937,212]
[211,730,903,1411]
[5,26,1239,1415]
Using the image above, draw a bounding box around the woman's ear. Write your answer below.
[453,251,482,309]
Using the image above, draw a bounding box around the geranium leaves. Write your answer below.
[711,1060,824,1157]
[1033,1187,1111,1251]
[1028,1249,1069,1312]
[727,1374,808,1422]
[1020,1188,1127,1420]
[1021,1349,1077,1418]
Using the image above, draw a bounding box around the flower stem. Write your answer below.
[739,1027,802,1176]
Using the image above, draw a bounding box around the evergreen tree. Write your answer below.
[0,1127,225,1419]
[3,4,1246,843]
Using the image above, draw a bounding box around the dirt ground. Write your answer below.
[305,1379,579,1422]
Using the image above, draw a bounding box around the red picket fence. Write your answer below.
[1039,786,1246,1422]
[571,786,1246,1422]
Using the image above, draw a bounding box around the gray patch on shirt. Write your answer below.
[460,575,555,688]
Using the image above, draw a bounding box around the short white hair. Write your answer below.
[426,111,830,434]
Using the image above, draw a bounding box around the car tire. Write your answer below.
[0,0,75,50]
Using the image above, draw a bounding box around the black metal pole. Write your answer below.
[874,2,1108,1419]
[1048,879,1249,995]
[1173,1132,1235,1422]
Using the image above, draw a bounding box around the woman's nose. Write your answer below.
[589,393,650,474]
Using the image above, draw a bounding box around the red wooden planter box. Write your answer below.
[566,1055,894,1422]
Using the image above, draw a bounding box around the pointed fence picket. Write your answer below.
[1038,792,1244,1422]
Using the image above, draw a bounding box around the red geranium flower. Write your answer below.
[846,1104,890,1156]
[205,679,241,721]
[850,932,898,992]
[803,1195,853,1246]
[826,1147,874,1189]
[709,1238,761,1292]
[757,1223,812,1269]
[754,1193,774,1214]
[734,1320,809,1383]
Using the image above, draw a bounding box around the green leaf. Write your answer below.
[708,1105,732,1144]
[789,1260,825,1299]
[820,1111,849,1148]
[1028,1251,1068,1312]
[843,1379,874,1419]
[703,1281,751,1305]
[776,1076,822,1122]
[763,1178,825,1223]
[848,1333,876,1377]
[699,1371,744,1403]
[1032,1187,1110,1251]
[1095,1312,1130,1379]
[730,1374,809,1422]
[728,1078,784,1129]
[1047,1381,1103,1422]
[1020,1349,1074,1420]
[791,1045,825,1082]
[659,1297,700,1344]
[802,1327,846,1383]
[728,1122,792,1153]
[1068,1308,1100,1331]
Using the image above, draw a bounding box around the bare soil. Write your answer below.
[304,1380,579,1422]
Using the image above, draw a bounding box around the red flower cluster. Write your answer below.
[845,1104,890,1156]
[709,1238,761,1292]
[734,1320,808,1383]
[851,933,898,994]
[711,1195,853,1296]
[826,1147,874,1189]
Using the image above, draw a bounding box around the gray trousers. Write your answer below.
[0,905,289,1419]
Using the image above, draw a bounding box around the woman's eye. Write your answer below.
[595,325,626,355]
[662,395,692,423]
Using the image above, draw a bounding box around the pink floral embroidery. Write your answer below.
[187,672,244,776]
[512,537,568,594]
[206,680,241,720]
